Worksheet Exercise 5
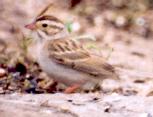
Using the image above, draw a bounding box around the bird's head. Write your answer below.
[25,15,68,40]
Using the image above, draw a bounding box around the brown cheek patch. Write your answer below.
[47,28,60,35]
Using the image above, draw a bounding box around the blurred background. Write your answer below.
[1,0,153,61]
[0,0,153,95]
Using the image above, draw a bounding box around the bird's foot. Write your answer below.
[64,84,80,93]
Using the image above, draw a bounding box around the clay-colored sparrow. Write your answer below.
[25,8,119,93]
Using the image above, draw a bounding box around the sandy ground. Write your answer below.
[1,93,153,117]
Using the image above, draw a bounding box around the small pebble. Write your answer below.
[60,105,70,111]
[93,97,99,101]
[67,99,73,102]
[135,17,146,26]
[115,16,127,27]
[104,104,112,113]
[15,62,27,75]
[7,65,16,73]
[0,87,4,94]
[0,68,6,77]
[104,107,110,113]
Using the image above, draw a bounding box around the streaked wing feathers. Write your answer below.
[46,39,118,79]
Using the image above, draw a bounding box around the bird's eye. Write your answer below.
[42,23,48,28]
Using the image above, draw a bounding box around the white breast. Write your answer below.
[36,43,93,86]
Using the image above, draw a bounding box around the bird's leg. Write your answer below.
[64,84,80,93]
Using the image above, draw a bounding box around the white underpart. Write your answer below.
[37,44,99,87]
[33,37,90,86]
[38,52,86,85]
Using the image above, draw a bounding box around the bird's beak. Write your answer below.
[25,22,36,30]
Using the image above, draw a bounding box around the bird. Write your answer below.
[25,7,119,93]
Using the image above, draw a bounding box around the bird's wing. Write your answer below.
[45,38,118,79]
